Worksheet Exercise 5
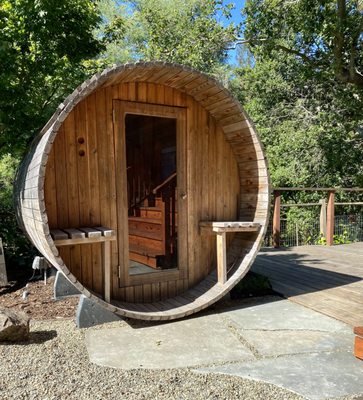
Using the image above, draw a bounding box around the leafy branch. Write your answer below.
[237,0,363,88]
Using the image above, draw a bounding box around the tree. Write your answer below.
[133,0,236,72]
[92,0,133,66]
[0,0,104,157]
[242,0,363,88]
[0,0,105,267]
[95,0,238,75]
[231,0,363,190]
[233,55,363,188]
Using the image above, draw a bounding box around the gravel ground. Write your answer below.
[0,319,307,400]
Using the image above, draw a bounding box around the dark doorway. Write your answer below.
[125,114,177,273]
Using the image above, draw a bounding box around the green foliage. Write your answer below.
[0,154,16,205]
[87,0,241,87]
[0,0,104,158]
[132,0,236,72]
[231,1,363,190]
[333,232,351,245]
[243,0,363,88]
[315,234,327,246]
[0,154,36,266]
[285,208,318,245]
[317,230,353,246]
[92,0,134,66]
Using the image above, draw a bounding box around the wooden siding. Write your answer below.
[44,82,240,302]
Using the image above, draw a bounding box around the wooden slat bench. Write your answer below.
[50,227,116,302]
[200,221,261,284]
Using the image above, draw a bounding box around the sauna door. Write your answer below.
[113,100,187,288]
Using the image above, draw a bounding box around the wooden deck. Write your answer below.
[252,242,363,327]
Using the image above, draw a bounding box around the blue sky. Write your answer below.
[217,1,246,65]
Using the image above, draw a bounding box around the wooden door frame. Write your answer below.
[113,100,187,287]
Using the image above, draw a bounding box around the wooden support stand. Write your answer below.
[216,233,227,284]
[272,191,281,248]
[200,221,261,284]
[51,227,116,302]
[354,327,363,360]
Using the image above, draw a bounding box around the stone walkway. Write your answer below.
[85,296,363,400]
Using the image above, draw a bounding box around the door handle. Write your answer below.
[180,193,187,200]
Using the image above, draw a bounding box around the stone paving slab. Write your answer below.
[85,313,254,369]
[240,329,352,357]
[221,298,351,333]
[85,297,363,399]
[195,351,363,400]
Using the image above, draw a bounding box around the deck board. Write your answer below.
[253,243,363,327]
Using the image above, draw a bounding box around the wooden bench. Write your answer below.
[354,326,363,360]
[50,227,116,302]
[200,221,261,284]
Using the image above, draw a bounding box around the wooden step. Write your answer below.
[128,218,163,241]
[128,216,162,224]
[129,251,158,269]
[129,243,163,257]
[129,235,164,253]
[129,227,163,241]
[139,206,162,219]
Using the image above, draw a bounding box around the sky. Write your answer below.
[217,1,246,65]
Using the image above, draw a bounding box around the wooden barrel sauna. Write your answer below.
[15,61,270,321]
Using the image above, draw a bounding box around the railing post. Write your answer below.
[171,187,176,253]
[319,198,327,237]
[162,187,172,264]
[326,190,335,246]
[273,190,281,248]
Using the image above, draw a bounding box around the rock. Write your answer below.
[0,307,30,342]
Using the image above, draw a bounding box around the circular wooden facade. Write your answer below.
[15,61,270,320]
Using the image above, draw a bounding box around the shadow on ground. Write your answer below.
[0,330,57,346]
[254,246,362,293]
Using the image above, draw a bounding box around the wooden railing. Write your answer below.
[152,172,177,195]
[153,173,177,263]
[127,167,153,215]
[272,187,363,248]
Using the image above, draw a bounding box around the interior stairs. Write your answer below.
[128,197,166,269]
